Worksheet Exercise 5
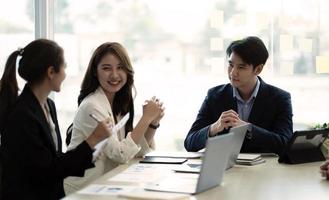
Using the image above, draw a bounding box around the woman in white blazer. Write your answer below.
[64,42,165,194]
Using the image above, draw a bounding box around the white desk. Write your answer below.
[64,158,329,200]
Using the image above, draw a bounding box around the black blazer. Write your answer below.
[184,78,293,156]
[0,85,94,200]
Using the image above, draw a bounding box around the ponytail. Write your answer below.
[0,50,20,130]
[0,39,64,131]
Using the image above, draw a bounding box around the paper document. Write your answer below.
[119,189,190,200]
[78,184,135,195]
[92,113,130,161]
[173,163,201,174]
[112,113,130,134]
[109,163,172,184]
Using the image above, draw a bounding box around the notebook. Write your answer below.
[145,151,203,159]
[236,157,265,165]
[237,153,261,160]
[144,132,234,194]
[140,157,187,164]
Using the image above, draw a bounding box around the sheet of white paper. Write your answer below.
[112,112,130,134]
[109,163,172,184]
[78,184,135,195]
[79,184,190,199]
[119,188,190,200]
[92,113,130,162]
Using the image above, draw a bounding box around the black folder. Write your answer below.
[279,129,329,164]
[139,157,187,164]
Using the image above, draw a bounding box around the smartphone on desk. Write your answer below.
[140,157,187,164]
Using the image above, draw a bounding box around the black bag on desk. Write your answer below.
[279,129,329,164]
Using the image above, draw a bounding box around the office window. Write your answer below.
[54,0,329,151]
[0,0,34,76]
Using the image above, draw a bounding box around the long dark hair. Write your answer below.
[0,39,64,130]
[78,42,135,134]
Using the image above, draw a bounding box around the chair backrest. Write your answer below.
[65,123,73,146]
[0,152,3,199]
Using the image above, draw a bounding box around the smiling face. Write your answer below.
[96,53,127,100]
[228,52,262,92]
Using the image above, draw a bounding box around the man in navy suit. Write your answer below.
[184,36,293,156]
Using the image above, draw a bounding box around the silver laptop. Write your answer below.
[226,124,250,169]
[173,124,250,174]
[144,132,234,194]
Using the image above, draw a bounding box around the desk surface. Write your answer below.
[64,158,329,200]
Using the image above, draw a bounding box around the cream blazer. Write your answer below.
[64,87,154,194]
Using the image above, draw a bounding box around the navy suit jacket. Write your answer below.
[1,85,94,200]
[184,78,293,156]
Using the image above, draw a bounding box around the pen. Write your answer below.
[89,114,101,123]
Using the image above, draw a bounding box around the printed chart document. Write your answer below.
[78,184,135,195]
[92,113,130,161]
[78,184,190,199]
[170,159,203,173]
[108,163,172,184]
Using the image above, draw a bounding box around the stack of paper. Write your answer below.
[236,153,265,165]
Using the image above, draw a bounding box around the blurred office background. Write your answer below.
[1,0,329,151]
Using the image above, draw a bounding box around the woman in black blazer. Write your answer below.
[0,39,112,200]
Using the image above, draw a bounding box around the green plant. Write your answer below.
[313,123,329,130]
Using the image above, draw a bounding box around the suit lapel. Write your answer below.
[47,99,62,153]
[22,86,57,154]
[248,79,269,123]
[34,102,57,154]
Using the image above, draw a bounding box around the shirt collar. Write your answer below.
[233,77,260,103]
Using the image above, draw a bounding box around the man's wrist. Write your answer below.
[209,123,222,137]
[209,124,217,137]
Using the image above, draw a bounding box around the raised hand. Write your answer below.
[209,109,240,136]
[150,96,165,125]
[86,118,113,148]
[142,96,164,124]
